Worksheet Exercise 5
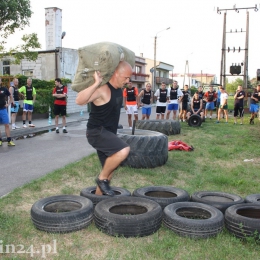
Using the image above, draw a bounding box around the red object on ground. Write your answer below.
[168,140,194,151]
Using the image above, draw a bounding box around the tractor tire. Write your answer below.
[188,114,202,127]
[117,129,168,168]
[135,120,181,135]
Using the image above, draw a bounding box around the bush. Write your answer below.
[16,76,71,115]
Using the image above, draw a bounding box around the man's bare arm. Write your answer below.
[76,71,103,105]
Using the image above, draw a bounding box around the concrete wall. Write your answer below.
[60,48,79,81]
[66,83,88,114]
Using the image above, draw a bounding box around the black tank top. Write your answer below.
[26,86,33,100]
[12,86,19,101]
[126,87,136,102]
[182,91,189,102]
[87,82,123,134]
[142,89,151,104]
[0,87,7,108]
[170,87,178,100]
[159,89,167,102]
[193,98,200,110]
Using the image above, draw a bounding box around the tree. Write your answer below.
[0,0,41,64]
[226,78,243,94]
[250,77,258,89]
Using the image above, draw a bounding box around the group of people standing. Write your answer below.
[0,77,69,147]
[122,80,189,128]
[122,80,260,126]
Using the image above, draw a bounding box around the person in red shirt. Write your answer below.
[203,85,217,119]
[52,78,68,133]
[123,80,139,129]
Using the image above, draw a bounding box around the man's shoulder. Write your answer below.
[19,86,25,91]
[99,83,111,93]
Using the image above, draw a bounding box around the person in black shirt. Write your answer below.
[138,83,153,120]
[76,61,132,196]
[249,84,260,124]
[0,78,15,146]
[186,91,204,120]
[198,86,206,113]
[179,85,190,122]
[233,85,245,125]
[9,78,21,130]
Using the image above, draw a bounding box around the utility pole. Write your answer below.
[183,60,190,88]
[153,27,170,92]
[201,70,202,86]
[244,11,249,88]
[217,4,258,89]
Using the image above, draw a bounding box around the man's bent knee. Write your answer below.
[118,146,130,160]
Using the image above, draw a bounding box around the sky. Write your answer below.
[4,0,260,80]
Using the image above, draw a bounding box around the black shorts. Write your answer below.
[54,104,66,116]
[182,101,188,110]
[156,106,166,114]
[216,101,220,108]
[86,126,129,167]
[234,104,244,117]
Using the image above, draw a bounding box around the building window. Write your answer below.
[23,70,34,77]
[135,66,141,74]
[3,60,10,75]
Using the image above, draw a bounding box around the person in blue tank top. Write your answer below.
[138,83,153,120]
[76,61,132,196]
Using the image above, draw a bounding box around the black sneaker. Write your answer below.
[63,129,68,133]
[250,118,254,125]
[95,178,114,196]
[56,129,59,133]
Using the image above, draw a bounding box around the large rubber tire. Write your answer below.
[188,114,202,127]
[117,129,168,168]
[132,186,190,209]
[135,120,181,135]
[225,204,260,240]
[163,202,224,239]
[31,195,93,233]
[191,191,244,213]
[80,186,131,206]
[245,194,260,204]
[94,197,162,237]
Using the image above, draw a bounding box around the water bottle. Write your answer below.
[48,106,52,132]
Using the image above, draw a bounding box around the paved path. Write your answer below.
[0,107,153,197]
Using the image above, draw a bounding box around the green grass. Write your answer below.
[0,115,260,260]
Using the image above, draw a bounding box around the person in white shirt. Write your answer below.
[154,82,169,119]
[216,86,228,123]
